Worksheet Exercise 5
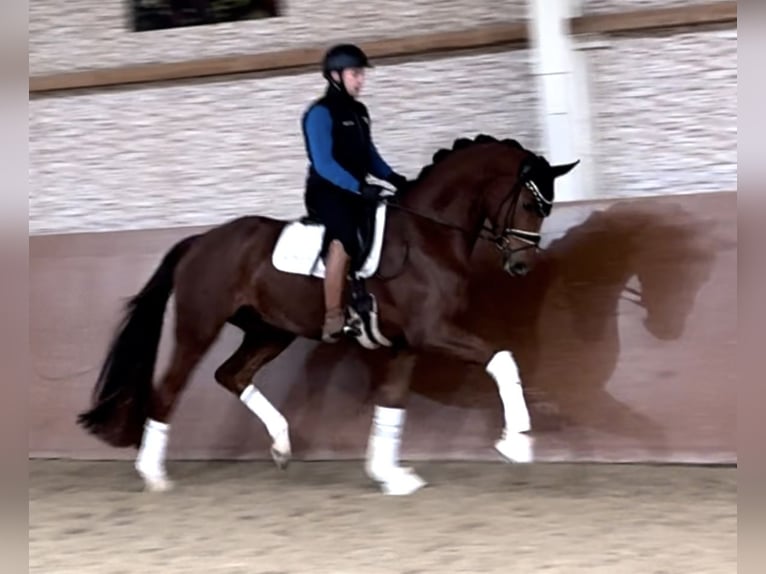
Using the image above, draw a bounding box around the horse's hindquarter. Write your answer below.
[172,216,303,320]
[241,216,326,335]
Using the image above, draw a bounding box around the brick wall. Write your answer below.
[584,26,737,198]
[29,49,541,234]
[29,1,737,234]
[30,0,527,76]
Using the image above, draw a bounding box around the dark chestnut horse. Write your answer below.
[77,134,578,495]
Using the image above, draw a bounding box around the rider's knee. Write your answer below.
[329,239,354,263]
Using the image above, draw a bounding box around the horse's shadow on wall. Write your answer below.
[274,198,720,455]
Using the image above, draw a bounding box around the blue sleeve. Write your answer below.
[303,105,361,194]
[369,141,394,180]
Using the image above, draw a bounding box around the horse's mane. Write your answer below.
[411,133,528,185]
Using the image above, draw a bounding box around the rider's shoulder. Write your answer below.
[305,96,328,111]
[353,100,370,116]
[303,98,331,120]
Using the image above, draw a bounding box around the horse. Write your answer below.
[77,134,579,495]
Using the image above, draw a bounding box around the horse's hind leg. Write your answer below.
[136,319,222,492]
[214,317,296,469]
[135,338,214,492]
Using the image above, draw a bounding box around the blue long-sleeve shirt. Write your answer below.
[303,104,393,194]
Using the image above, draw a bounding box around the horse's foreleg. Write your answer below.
[486,350,534,463]
[411,323,533,463]
[365,350,427,495]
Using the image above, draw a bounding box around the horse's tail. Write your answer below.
[77,233,201,448]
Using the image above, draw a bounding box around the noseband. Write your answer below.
[482,171,551,256]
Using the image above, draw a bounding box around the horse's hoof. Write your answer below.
[271,446,291,470]
[271,431,291,470]
[136,460,174,492]
[142,474,174,492]
[370,466,427,496]
[495,432,534,463]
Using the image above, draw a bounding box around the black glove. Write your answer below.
[385,172,410,193]
[360,183,386,202]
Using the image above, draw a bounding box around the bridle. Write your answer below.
[384,163,552,257]
[481,166,552,256]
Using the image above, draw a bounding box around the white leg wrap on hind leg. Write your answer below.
[135,418,172,490]
[240,385,290,455]
[486,351,534,463]
[365,406,426,495]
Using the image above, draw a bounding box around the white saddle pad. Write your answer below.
[271,202,388,279]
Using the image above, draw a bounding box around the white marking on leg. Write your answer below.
[486,350,534,463]
[135,418,173,492]
[365,406,426,495]
[240,385,291,467]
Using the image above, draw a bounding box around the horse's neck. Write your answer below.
[403,172,486,241]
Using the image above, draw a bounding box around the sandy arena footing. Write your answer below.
[29,460,736,574]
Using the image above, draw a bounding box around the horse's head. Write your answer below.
[482,149,579,277]
[401,135,578,277]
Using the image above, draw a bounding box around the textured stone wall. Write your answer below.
[30,0,527,76]
[29,49,542,234]
[584,26,737,198]
[29,1,737,234]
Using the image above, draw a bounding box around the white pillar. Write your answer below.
[526,0,595,202]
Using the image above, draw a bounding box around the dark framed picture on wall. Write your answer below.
[131,0,281,32]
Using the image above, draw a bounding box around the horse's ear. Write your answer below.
[551,160,580,178]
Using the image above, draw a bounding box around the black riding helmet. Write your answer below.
[322,43,373,80]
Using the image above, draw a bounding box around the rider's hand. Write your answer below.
[360,183,386,202]
[385,172,410,193]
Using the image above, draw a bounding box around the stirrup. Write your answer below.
[322,310,347,343]
[322,325,345,343]
[347,277,393,349]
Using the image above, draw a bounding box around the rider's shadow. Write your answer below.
[406,199,723,456]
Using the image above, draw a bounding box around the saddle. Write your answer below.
[272,201,393,350]
[302,203,377,274]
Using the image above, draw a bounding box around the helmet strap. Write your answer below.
[327,71,351,97]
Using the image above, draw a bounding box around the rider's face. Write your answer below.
[339,67,366,97]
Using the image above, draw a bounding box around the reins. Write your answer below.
[382,174,546,254]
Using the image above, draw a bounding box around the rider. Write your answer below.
[301,43,409,343]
